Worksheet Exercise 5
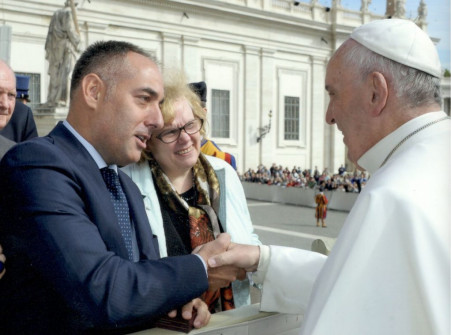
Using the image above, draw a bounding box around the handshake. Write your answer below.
[194,233,261,291]
[160,234,262,330]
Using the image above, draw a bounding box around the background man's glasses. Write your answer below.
[155,118,204,144]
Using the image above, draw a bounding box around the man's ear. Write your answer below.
[81,73,104,109]
[368,72,388,117]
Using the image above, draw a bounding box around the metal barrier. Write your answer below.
[242,182,358,212]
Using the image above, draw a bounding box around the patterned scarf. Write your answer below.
[148,153,235,311]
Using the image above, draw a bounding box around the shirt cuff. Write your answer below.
[251,245,270,285]
[194,254,208,277]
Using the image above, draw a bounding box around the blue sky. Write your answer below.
[320,0,450,71]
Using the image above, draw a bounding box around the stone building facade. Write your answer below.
[0,0,445,173]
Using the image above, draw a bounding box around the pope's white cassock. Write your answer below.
[254,111,450,335]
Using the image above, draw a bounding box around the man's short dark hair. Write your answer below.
[70,40,158,99]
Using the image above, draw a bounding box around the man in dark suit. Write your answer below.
[0,100,38,142]
[0,41,234,334]
[0,73,38,142]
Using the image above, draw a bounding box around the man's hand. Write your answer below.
[208,242,260,273]
[0,244,5,279]
[207,265,247,291]
[167,298,211,329]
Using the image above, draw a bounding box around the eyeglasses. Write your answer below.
[155,118,204,144]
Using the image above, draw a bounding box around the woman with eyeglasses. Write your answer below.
[122,73,260,313]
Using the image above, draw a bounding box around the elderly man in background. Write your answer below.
[209,19,450,335]
[0,60,16,158]
[0,60,17,280]
[0,74,38,142]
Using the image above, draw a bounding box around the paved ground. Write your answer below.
[247,199,348,250]
[246,199,349,303]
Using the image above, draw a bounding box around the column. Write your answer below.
[259,48,276,166]
[182,36,201,80]
[242,45,261,172]
[309,56,326,170]
[0,25,12,64]
[161,32,182,69]
[83,22,108,47]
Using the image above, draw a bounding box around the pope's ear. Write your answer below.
[368,72,388,117]
[82,73,104,108]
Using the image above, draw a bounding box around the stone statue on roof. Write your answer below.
[45,1,80,107]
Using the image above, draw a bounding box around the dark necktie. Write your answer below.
[100,167,134,261]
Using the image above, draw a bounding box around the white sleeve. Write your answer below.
[259,246,327,314]
[223,161,261,245]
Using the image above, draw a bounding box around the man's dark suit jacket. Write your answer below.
[0,122,208,334]
[0,100,38,142]
[0,134,14,159]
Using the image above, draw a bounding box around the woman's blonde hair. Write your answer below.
[142,69,207,161]
[160,69,206,132]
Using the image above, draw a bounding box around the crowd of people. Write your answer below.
[241,163,369,193]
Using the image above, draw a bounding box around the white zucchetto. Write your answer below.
[350,19,441,78]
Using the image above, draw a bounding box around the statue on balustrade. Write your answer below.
[418,0,427,21]
[394,0,406,18]
[45,0,80,107]
[360,0,372,12]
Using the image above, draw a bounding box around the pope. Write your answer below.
[209,18,450,335]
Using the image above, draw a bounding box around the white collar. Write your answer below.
[358,111,447,174]
[62,120,118,172]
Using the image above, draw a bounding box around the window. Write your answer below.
[16,72,41,109]
[284,96,299,140]
[211,89,230,138]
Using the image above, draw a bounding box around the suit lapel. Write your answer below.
[50,122,160,260]
[0,135,15,158]
[48,123,133,260]
[120,172,160,260]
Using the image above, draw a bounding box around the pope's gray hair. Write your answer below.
[339,40,441,108]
